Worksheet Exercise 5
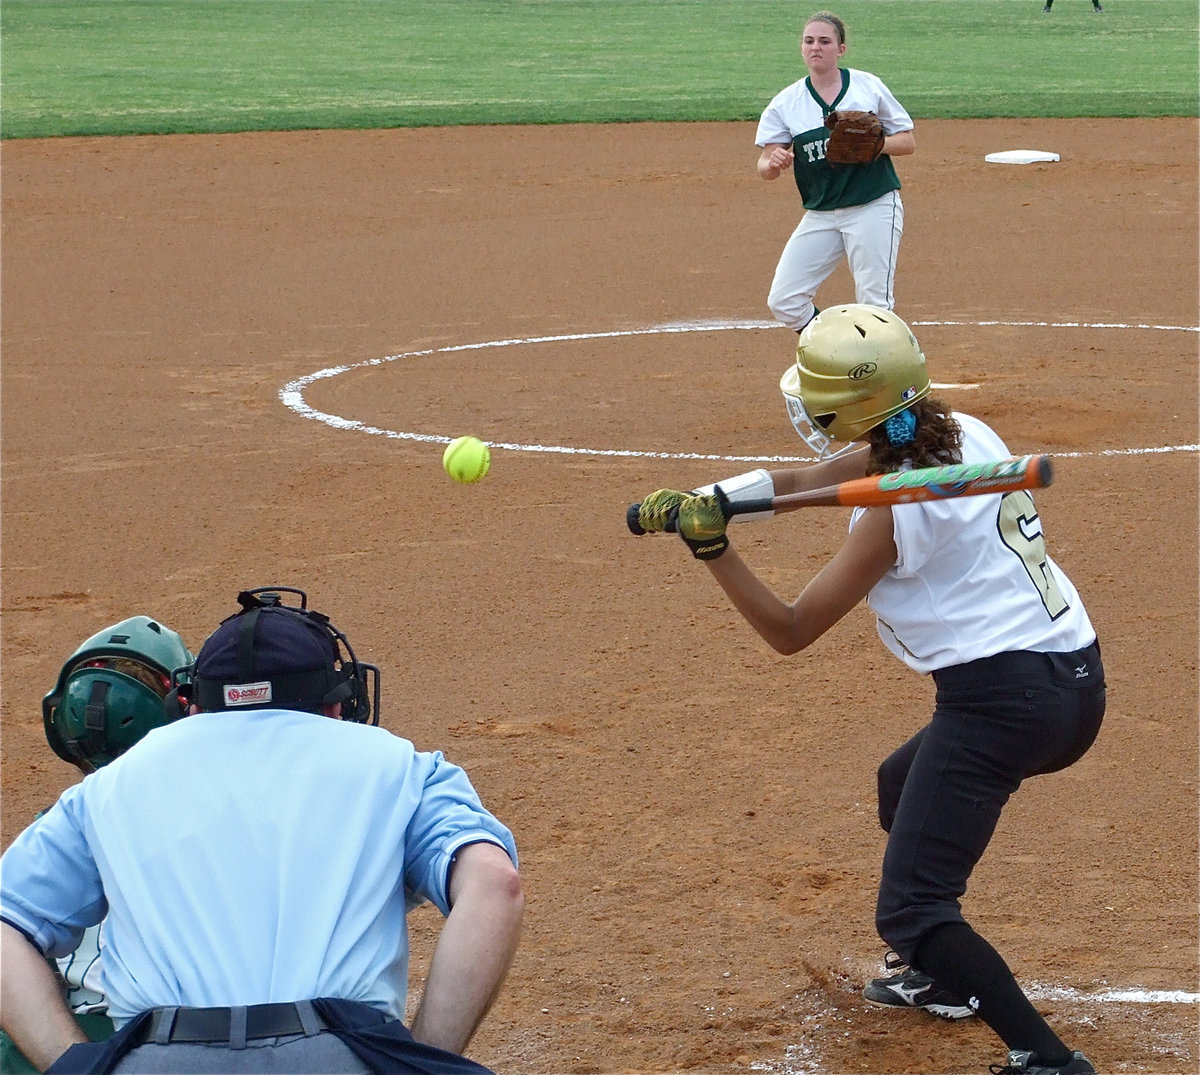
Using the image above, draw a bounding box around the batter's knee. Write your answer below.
[875,888,965,967]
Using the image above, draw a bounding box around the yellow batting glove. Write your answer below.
[635,489,689,535]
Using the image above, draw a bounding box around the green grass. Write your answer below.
[2,0,1196,138]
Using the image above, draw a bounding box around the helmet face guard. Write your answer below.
[780,366,861,460]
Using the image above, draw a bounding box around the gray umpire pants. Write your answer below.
[112,1032,372,1073]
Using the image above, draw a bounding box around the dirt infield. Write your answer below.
[2,119,1197,1074]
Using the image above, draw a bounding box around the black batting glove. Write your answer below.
[671,488,732,561]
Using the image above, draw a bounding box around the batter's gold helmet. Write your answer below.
[780,304,931,458]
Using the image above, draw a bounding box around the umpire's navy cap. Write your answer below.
[193,603,349,713]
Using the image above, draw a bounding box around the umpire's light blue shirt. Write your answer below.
[0,710,518,1026]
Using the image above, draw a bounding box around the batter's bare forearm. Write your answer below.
[770,446,869,496]
[706,547,809,654]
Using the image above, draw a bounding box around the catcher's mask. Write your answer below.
[780,304,931,459]
[181,587,380,725]
[43,616,195,773]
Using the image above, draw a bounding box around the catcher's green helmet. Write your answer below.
[780,304,931,458]
[42,616,194,771]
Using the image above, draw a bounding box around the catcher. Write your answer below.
[756,10,915,333]
[628,306,1103,1075]
[0,615,195,1074]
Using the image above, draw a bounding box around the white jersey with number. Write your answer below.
[853,412,1095,673]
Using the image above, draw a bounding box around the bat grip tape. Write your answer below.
[726,496,774,518]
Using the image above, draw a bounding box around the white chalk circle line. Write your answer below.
[279,319,1200,464]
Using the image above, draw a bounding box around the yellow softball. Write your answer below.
[442,436,491,484]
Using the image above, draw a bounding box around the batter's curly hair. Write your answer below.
[864,397,962,476]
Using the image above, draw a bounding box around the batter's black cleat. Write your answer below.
[989,1049,1096,1075]
[862,956,975,1020]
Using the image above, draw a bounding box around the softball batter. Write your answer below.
[630,306,1103,1075]
[757,11,914,331]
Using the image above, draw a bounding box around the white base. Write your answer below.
[985,149,1061,165]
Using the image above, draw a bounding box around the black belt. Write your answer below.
[134,1001,329,1048]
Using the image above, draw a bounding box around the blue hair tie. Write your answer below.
[885,408,917,447]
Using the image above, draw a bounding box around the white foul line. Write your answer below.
[279,318,1200,463]
[750,983,1198,1074]
[1027,984,1199,1004]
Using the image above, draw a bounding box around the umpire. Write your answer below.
[0,588,524,1074]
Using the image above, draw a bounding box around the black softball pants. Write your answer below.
[873,641,1105,963]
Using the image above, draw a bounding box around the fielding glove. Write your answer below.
[672,489,732,561]
[633,489,690,535]
[824,110,885,165]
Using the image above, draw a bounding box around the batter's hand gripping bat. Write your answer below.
[627,455,1053,534]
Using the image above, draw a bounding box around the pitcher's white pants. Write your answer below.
[767,189,903,331]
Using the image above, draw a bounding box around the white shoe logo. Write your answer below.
[893,982,929,1004]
